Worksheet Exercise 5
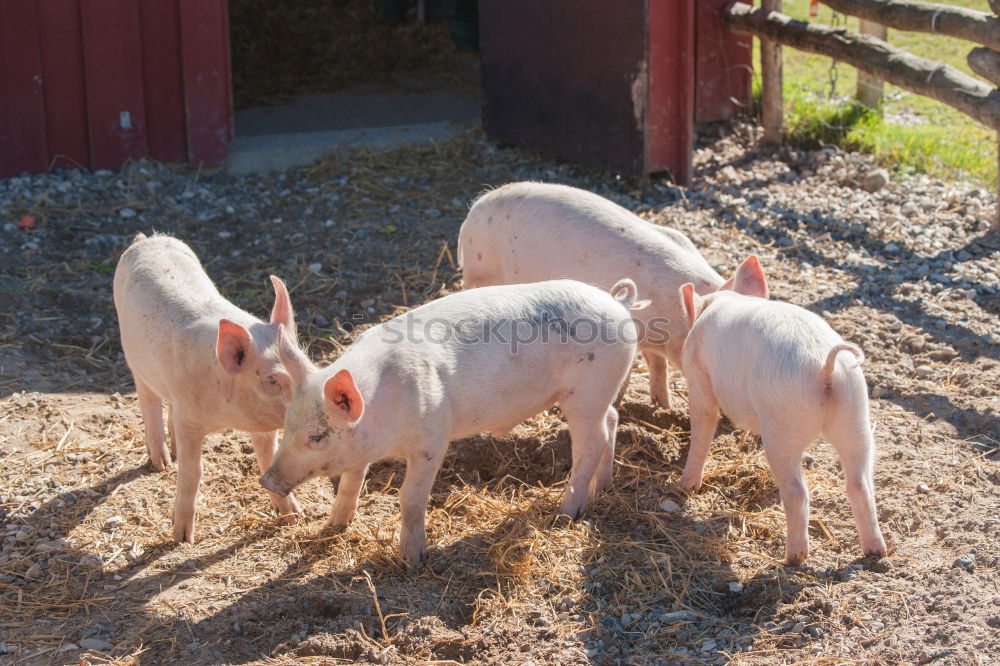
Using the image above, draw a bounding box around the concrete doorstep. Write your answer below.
[225,121,471,175]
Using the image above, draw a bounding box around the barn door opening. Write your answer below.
[226,0,480,144]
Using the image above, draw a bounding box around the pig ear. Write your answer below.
[718,276,735,291]
[269,275,297,341]
[679,283,704,329]
[732,255,768,299]
[276,324,313,386]
[217,319,253,374]
[324,369,365,424]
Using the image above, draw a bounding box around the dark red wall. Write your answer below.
[0,0,232,177]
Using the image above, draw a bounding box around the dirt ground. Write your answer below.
[1,128,998,666]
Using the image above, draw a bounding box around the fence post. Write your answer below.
[856,19,887,107]
[761,0,783,143]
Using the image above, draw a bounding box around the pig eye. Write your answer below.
[306,432,326,448]
[262,376,284,395]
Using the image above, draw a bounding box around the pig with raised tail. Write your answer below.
[458,181,726,408]
[677,255,887,565]
[113,233,304,543]
[260,279,640,566]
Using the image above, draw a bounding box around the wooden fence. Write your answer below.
[724,0,1000,224]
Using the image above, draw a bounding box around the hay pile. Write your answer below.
[229,0,466,108]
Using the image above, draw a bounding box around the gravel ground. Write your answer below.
[0,125,998,665]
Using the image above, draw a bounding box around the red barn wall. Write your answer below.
[0,0,232,177]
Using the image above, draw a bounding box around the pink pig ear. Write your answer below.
[679,283,704,329]
[276,324,313,386]
[732,255,768,299]
[217,319,253,374]
[324,369,364,424]
[269,275,297,342]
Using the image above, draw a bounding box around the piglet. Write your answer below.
[113,233,304,543]
[677,256,887,565]
[458,181,726,408]
[260,279,640,566]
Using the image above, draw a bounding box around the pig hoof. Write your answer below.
[401,546,426,568]
[678,476,702,494]
[172,517,196,543]
[784,552,808,567]
[278,512,300,526]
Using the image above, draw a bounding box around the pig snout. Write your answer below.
[259,469,291,497]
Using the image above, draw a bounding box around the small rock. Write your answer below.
[659,610,695,623]
[313,314,331,327]
[119,208,136,218]
[802,453,816,468]
[217,230,233,239]
[806,626,823,639]
[792,622,806,634]
[79,638,114,651]
[917,482,931,494]
[728,581,744,594]
[658,498,681,513]
[914,365,933,378]
[424,208,441,218]
[307,263,322,274]
[884,241,900,254]
[701,640,717,652]
[103,516,125,529]
[60,643,79,652]
[860,168,890,192]
[952,554,975,571]
[928,348,956,362]
[24,562,42,579]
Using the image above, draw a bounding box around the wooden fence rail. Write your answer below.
[821,0,1000,51]
[724,1,1000,223]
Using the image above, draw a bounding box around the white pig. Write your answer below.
[113,233,303,543]
[260,279,640,566]
[458,181,727,408]
[677,255,887,565]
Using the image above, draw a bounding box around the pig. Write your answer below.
[260,279,641,566]
[457,181,727,408]
[677,255,887,565]
[113,233,304,543]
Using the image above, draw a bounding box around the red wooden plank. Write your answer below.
[138,0,187,163]
[695,0,753,123]
[80,0,148,170]
[220,0,234,141]
[38,0,90,171]
[647,0,694,184]
[179,0,232,166]
[0,1,49,177]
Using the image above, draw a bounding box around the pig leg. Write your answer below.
[761,427,811,566]
[679,386,720,492]
[399,443,447,567]
[614,368,630,407]
[166,402,176,458]
[326,465,369,529]
[249,431,302,523]
[643,351,671,408]
[591,406,619,498]
[559,403,610,520]
[135,377,171,471]
[172,417,208,543]
[825,419,887,558]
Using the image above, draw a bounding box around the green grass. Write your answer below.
[753,0,997,186]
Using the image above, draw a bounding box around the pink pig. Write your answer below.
[113,233,303,543]
[677,255,887,565]
[260,279,640,566]
[458,181,727,408]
